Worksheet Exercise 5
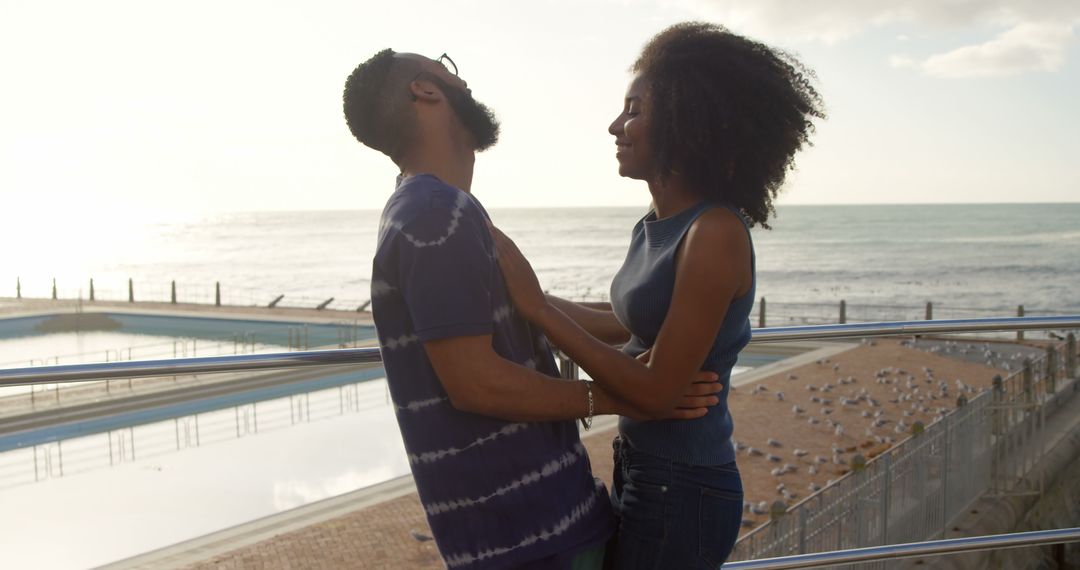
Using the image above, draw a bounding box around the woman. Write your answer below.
[492,22,824,569]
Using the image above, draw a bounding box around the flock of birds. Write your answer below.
[733,341,992,527]
[899,338,1039,372]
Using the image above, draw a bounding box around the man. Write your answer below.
[342,50,718,569]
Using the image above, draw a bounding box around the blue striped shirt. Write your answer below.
[371,174,614,569]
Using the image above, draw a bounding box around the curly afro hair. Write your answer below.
[633,22,825,228]
[343,49,419,160]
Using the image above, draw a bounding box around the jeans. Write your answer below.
[610,436,743,570]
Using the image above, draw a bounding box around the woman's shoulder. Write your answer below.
[679,205,752,262]
[689,205,749,241]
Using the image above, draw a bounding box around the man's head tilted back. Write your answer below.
[342,49,500,164]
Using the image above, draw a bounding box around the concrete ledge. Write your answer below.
[732,341,856,387]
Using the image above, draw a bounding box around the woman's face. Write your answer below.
[608,74,654,181]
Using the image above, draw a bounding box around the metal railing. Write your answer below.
[0,315,1078,568]
[730,328,1078,565]
[1,316,1077,387]
[722,527,1080,569]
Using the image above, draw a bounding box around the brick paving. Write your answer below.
[182,338,1021,569]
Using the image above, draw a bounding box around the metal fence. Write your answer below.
[729,334,1078,566]
[5,277,1070,327]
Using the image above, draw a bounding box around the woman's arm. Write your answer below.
[491,209,750,418]
[546,295,630,345]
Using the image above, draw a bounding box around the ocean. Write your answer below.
[2,203,1078,320]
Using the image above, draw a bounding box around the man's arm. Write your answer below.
[423,334,720,422]
[546,295,630,345]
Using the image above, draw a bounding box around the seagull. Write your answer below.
[776,392,785,402]
[808,482,821,492]
[410,529,435,542]
[809,465,818,475]
[767,454,782,463]
[793,449,808,457]
[792,405,805,415]
[768,438,782,448]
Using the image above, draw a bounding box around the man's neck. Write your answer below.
[399,149,476,193]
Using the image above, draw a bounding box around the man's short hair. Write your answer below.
[343,49,419,160]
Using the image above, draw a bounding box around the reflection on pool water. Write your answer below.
[0,330,287,399]
[0,330,282,366]
[0,377,409,569]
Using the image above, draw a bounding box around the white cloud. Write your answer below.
[674,0,1080,43]
[889,55,917,69]
[670,0,1079,77]
[922,22,1074,77]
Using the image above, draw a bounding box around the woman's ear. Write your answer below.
[409,79,442,103]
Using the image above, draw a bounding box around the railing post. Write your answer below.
[215,282,221,307]
[1067,333,1077,380]
[171,280,177,304]
[850,453,866,546]
[52,278,57,300]
[89,278,95,302]
[1022,358,1033,404]
[839,300,847,324]
[881,452,891,545]
[759,297,766,328]
[942,414,951,534]
[128,278,134,303]
[925,301,933,320]
[559,352,579,381]
[1045,346,1058,395]
[797,509,808,554]
[1016,305,1025,340]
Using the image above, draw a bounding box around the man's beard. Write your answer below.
[430,76,500,152]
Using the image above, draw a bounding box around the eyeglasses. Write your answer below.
[434,53,458,76]
[409,53,459,100]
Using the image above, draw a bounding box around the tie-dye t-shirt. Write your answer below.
[370,174,614,569]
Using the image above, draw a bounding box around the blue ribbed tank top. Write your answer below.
[610,201,755,465]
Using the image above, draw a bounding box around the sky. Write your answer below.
[1,0,1078,218]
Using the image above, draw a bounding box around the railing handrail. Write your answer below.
[722,527,1080,569]
[1,316,1077,387]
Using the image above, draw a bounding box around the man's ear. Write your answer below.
[409,79,442,103]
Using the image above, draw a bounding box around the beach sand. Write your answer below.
[178,336,1032,569]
